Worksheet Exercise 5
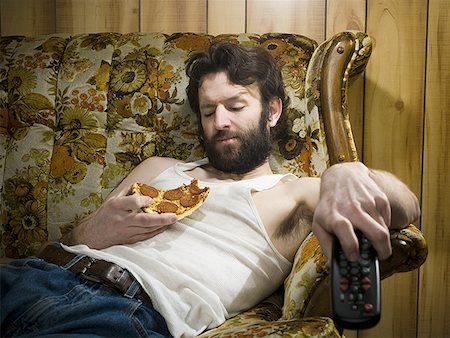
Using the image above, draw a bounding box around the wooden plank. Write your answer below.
[419,0,450,336]
[326,5,366,337]
[55,0,139,34]
[0,0,55,36]
[207,0,246,35]
[141,0,207,34]
[246,0,325,43]
[326,0,366,159]
[326,0,366,37]
[362,0,427,336]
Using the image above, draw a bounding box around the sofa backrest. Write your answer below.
[0,32,332,259]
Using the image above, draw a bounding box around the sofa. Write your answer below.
[0,31,427,337]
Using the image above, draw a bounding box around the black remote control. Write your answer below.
[331,231,381,329]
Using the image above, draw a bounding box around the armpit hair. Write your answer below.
[275,203,314,239]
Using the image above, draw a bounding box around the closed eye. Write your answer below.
[230,106,245,112]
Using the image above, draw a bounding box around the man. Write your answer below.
[0,42,420,337]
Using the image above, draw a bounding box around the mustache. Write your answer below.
[212,130,241,142]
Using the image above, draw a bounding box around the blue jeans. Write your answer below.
[0,257,172,337]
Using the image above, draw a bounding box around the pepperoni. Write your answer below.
[188,179,207,195]
[157,201,179,213]
[163,188,183,200]
[180,194,199,207]
[140,184,158,198]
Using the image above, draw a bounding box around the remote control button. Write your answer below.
[340,268,349,276]
[339,260,348,268]
[361,240,371,250]
[362,277,372,291]
[340,278,349,292]
[362,277,371,284]
[360,259,371,267]
[362,267,371,275]
[351,285,359,293]
[364,303,374,313]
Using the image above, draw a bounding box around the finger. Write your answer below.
[313,207,360,261]
[346,206,392,260]
[364,227,392,260]
[374,193,391,228]
[347,203,387,233]
[115,194,153,211]
[132,212,178,227]
[331,217,360,261]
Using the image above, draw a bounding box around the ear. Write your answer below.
[267,97,282,127]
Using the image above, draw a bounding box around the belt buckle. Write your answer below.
[79,257,103,284]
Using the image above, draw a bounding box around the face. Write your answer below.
[198,72,279,174]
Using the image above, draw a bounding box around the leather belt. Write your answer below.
[38,244,152,306]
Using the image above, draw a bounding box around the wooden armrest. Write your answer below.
[306,31,373,165]
[380,224,428,278]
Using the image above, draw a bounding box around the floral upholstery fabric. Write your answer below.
[0,31,427,337]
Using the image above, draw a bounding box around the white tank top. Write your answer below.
[64,159,293,337]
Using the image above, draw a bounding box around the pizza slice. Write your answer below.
[132,179,210,220]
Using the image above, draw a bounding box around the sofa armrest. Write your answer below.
[282,232,329,320]
[305,31,373,165]
[282,224,427,320]
[380,225,428,278]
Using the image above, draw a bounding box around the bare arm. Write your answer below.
[369,169,420,229]
[61,156,180,248]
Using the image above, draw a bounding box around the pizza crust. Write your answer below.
[132,179,210,220]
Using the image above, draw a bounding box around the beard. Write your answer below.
[202,115,272,175]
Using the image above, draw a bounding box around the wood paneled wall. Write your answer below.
[1,0,449,337]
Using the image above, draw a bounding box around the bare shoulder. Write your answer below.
[255,175,320,207]
[277,176,321,210]
[140,156,181,173]
[107,156,182,199]
[126,156,182,183]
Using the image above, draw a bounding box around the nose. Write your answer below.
[213,105,231,130]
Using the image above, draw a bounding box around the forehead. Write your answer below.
[198,72,260,104]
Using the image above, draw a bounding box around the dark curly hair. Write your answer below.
[185,42,288,140]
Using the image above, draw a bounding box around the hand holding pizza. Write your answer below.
[61,185,177,249]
